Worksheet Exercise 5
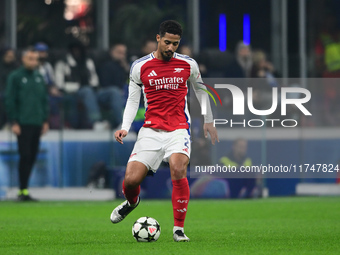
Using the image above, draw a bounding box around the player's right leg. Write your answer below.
[110,161,148,223]
[169,153,190,242]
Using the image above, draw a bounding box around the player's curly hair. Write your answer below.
[159,20,182,38]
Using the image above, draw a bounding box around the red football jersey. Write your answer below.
[128,52,202,132]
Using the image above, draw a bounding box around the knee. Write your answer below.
[79,86,89,93]
[78,86,93,97]
[108,87,121,94]
[171,163,187,180]
[124,173,141,189]
[108,88,123,102]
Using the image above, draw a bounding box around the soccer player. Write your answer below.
[110,20,218,242]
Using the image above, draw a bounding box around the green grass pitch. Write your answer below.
[0,197,340,255]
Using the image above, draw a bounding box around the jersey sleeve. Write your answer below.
[121,63,142,132]
[189,60,214,123]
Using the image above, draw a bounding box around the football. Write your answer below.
[132,216,161,242]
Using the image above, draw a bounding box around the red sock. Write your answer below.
[172,178,190,228]
[122,180,140,205]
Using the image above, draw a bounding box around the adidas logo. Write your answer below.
[148,70,157,77]
[148,227,157,234]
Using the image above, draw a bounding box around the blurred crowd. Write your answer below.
[0,41,134,131]
[0,35,338,131]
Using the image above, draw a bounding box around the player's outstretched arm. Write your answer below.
[115,129,128,144]
[203,122,219,145]
[118,60,142,139]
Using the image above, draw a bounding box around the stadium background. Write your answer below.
[1,1,340,254]
[0,0,340,199]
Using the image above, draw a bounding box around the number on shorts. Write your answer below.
[184,137,189,148]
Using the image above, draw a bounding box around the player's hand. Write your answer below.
[41,122,49,135]
[11,123,21,136]
[203,122,219,145]
[115,129,128,144]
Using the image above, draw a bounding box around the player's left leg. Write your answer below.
[169,153,190,242]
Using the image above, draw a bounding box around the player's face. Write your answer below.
[157,33,181,61]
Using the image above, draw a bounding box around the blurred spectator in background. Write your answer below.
[130,39,157,62]
[5,47,49,201]
[34,42,62,129]
[55,41,107,129]
[178,44,208,76]
[0,48,18,91]
[0,48,19,129]
[251,50,278,86]
[315,13,340,126]
[315,13,340,78]
[178,45,192,56]
[225,41,253,78]
[98,43,130,129]
[141,39,157,56]
[250,50,279,120]
[220,138,259,198]
[35,43,56,89]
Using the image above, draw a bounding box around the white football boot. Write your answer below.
[173,227,190,242]
[110,197,140,224]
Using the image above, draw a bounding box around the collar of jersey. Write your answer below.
[150,52,177,60]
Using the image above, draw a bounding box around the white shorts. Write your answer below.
[128,127,191,172]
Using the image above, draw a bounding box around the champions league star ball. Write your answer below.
[132,217,161,242]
